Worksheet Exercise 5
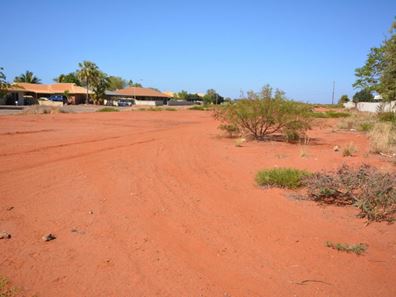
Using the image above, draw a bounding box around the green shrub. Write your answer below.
[326,241,368,255]
[256,168,310,189]
[358,122,374,132]
[303,164,396,222]
[378,112,396,123]
[164,107,177,111]
[97,107,119,112]
[214,87,311,140]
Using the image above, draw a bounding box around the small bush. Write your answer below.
[164,107,177,111]
[303,164,396,222]
[0,276,18,297]
[218,124,240,138]
[97,107,119,112]
[378,112,396,123]
[235,137,246,147]
[342,142,357,157]
[358,122,374,132]
[256,168,310,189]
[326,241,368,255]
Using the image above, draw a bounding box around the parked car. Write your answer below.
[117,99,132,107]
[49,95,67,102]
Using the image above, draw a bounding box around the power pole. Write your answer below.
[331,81,335,105]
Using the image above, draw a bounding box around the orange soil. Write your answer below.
[0,111,395,297]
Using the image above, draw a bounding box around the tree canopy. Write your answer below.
[203,89,224,104]
[0,67,9,98]
[354,19,396,101]
[353,89,374,103]
[14,70,41,84]
[54,72,81,85]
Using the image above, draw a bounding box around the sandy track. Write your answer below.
[0,111,395,297]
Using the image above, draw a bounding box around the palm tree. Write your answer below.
[77,61,100,104]
[14,71,41,84]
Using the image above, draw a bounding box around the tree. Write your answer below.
[54,72,81,85]
[91,72,110,105]
[338,95,350,104]
[107,76,127,91]
[353,89,374,103]
[127,80,143,87]
[14,70,41,84]
[354,19,396,101]
[0,67,9,98]
[77,61,101,104]
[203,89,224,105]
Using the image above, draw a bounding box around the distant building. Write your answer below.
[114,87,171,106]
[4,83,89,105]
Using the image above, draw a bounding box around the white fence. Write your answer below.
[344,101,396,113]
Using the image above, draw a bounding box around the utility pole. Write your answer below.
[331,81,335,105]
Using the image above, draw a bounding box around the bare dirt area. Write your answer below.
[0,110,395,297]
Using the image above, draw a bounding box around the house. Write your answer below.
[113,87,171,106]
[4,83,90,105]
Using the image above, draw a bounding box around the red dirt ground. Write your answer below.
[0,110,395,297]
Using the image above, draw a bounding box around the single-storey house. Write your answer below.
[113,87,171,106]
[4,83,90,105]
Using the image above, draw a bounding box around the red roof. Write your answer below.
[7,83,90,94]
[114,87,170,98]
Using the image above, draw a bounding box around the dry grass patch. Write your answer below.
[369,122,396,155]
[326,241,368,255]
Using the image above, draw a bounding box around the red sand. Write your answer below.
[0,110,395,297]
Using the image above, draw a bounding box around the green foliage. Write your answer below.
[353,19,396,101]
[310,111,351,118]
[303,164,396,222]
[378,111,396,123]
[54,72,81,85]
[338,94,350,104]
[203,89,224,105]
[358,122,374,132]
[107,76,127,91]
[97,107,119,112]
[175,90,202,101]
[352,89,374,103]
[256,168,310,189]
[0,67,9,98]
[326,241,368,255]
[214,85,311,140]
[127,80,142,87]
[14,70,41,84]
[77,61,100,104]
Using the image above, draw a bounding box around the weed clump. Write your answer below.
[303,164,396,222]
[97,107,119,112]
[342,142,357,157]
[326,241,368,255]
[256,168,310,189]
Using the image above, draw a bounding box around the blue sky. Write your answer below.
[1,0,395,102]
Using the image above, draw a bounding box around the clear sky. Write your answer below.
[1,0,395,102]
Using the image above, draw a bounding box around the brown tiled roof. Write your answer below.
[114,87,170,98]
[7,83,91,94]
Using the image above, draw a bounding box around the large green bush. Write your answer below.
[214,86,311,140]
